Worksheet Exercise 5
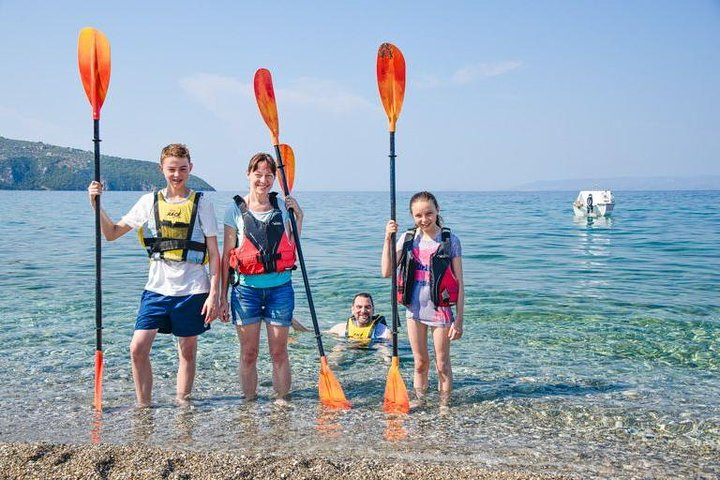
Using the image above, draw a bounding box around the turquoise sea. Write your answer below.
[0,190,718,478]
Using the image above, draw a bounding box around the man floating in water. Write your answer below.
[329,292,391,345]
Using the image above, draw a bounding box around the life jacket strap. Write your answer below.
[145,238,206,254]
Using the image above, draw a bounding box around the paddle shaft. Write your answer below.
[273,144,326,357]
[93,119,102,354]
[389,131,399,357]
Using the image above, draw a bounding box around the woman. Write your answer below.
[220,153,302,403]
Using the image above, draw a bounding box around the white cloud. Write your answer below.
[180,73,372,117]
[281,77,372,114]
[418,61,524,89]
[179,74,253,120]
[0,106,66,142]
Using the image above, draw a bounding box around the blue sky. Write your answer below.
[1,1,718,191]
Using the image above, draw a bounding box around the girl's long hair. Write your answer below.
[409,191,443,227]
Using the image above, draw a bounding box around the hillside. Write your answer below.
[0,136,214,191]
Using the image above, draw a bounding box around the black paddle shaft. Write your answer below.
[93,119,103,353]
[273,145,326,357]
[389,131,399,357]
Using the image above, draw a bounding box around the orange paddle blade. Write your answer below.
[319,357,351,410]
[278,144,295,193]
[94,350,104,411]
[383,356,410,414]
[376,43,406,132]
[254,68,280,145]
[78,27,111,120]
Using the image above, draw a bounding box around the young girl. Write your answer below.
[381,191,465,411]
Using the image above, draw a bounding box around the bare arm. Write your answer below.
[284,195,303,237]
[328,323,347,337]
[219,225,237,322]
[448,255,465,341]
[201,235,221,324]
[87,181,132,241]
[381,220,398,277]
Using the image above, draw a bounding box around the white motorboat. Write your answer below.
[572,190,614,217]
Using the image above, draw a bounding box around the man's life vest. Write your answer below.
[228,192,297,276]
[396,227,459,308]
[138,190,207,264]
[345,314,387,341]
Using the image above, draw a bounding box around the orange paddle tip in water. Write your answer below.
[254,68,280,145]
[376,42,406,133]
[94,350,103,411]
[278,144,295,193]
[383,356,410,414]
[78,27,111,120]
[319,357,352,410]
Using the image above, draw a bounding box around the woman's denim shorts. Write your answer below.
[230,281,294,327]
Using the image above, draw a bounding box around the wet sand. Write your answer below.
[0,442,575,479]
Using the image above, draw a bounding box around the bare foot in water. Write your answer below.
[274,396,291,407]
[439,392,451,415]
[409,390,426,411]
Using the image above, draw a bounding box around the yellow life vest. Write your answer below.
[345,315,386,342]
[138,190,207,264]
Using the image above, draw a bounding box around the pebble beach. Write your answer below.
[0,443,574,480]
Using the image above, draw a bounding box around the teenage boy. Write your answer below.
[88,143,220,407]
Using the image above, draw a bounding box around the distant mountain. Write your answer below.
[513,175,720,191]
[0,136,214,191]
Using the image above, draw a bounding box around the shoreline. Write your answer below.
[0,442,574,480]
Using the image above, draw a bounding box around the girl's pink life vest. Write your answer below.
[396,227,459,308]
[228,192,297,276]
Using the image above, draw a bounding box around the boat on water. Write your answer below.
[572,190,615,217]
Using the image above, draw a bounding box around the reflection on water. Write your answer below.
[131,408,155,444]
[90,411,103,445]
[571,214,613,298]
[572,215,614,229]
[384,414,408,442]
[174,405,196,445]
[315,407,343,439]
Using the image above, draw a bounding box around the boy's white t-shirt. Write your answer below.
[121,190,218,297]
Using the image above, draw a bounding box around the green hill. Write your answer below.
[0,136,214,191]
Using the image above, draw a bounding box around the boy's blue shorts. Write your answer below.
[230,281,294,327]
[136,290,210,337]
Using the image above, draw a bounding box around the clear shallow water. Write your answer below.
[0,190,718,478]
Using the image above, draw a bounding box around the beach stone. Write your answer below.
[0,442,576,479]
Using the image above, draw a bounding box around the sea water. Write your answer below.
[0,190,718,478]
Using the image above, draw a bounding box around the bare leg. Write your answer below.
[431,326,453,410]
[407,319,430,407]
[267,323,291,401]
[236,323,261,400]
[130,329,158,407]
[176,336,198,403]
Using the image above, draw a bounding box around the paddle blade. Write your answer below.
[94,350,103,411]
[254,68,280,145]
[319,357,352,410]
[376,43,406,132]
[278,144,295,193]
[383,356,410,414]
[78,27,111,120]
